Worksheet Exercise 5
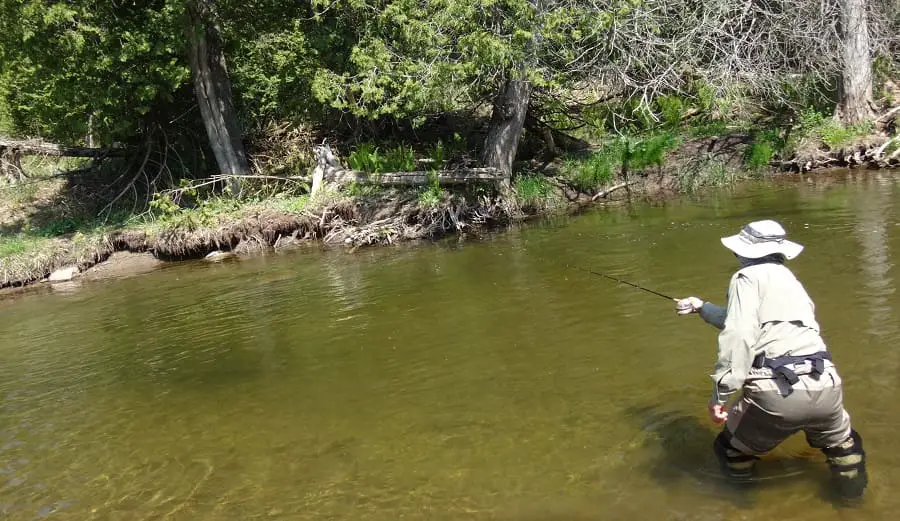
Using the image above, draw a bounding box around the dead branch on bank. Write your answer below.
[158,174,309,203]
[0,138,127,158]
[0,145,25,184]
[99,134,155,218]
[592,181,638,201]
[875,105,900,127]
[0,137,128,185]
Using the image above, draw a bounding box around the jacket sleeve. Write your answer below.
[698,302,726,330]
[709,272,761,404]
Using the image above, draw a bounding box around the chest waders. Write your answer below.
[713,429,759,484]
[713,352,867,501]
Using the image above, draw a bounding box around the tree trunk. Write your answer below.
[837,0,874,125]
[86,113,95,148]
[184,0,249,196]
[482,76,531,178]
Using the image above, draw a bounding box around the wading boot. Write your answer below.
[822,429,868,504]
[713,430,759,485]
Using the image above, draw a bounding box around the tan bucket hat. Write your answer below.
[720,220,804,260]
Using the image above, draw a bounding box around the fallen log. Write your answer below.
[1,138,129,184]
[310,144,508,195]
[324,168,506,186]
[875,105,900,130]
[0,139,126,158]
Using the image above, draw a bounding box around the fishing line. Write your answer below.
[564,263,676,301]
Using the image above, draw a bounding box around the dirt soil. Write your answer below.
[78,251,162,282]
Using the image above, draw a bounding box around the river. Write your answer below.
[1,171,898,520]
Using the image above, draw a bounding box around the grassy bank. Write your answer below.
[1,168,518,287]
[0,139,745,288]
[1,106,895,289]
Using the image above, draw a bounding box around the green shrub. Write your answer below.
[744,141,775,169]
[560,132,680,193]
[0,236,30,257]
[267,194,311,213]
[348,143,382,173]
[417,171,445,207]
[694,82,716,116]
[514,174,553,206]
[744,129,784,169]
[382,144,416,172]
[820,121,872,149]
[429,140,447,168]
[36,218,80,237]
[347,143,418,173]
[656,95,686,128]
[687,120,729,138]
[567,145,620,192]
[789,108,873,151]
[628,132,680,171]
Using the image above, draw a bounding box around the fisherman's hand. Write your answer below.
[707,401,728,424]
[676,297,703,315]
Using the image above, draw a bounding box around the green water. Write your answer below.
[1,171,899,520]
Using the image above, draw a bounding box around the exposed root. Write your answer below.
[776,135,900,172]
[775,104,900,173]
[109,230,151,252]
[149,192,510,254]
[332,193,510,247]
[1,190,516,289]
[151,211,311,259]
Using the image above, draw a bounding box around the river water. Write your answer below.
[1,171,899,520]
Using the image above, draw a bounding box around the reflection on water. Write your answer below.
[854,173,898,338]
[1,172,899,520]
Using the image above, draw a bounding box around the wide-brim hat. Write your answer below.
[720,220,803,260]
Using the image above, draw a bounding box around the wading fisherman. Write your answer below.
[675,220,867,500]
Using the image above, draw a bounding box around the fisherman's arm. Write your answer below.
[709,273,760,406]
[699,302,726,329]
[676,297,727,329]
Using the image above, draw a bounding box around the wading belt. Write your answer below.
[752,351,832,387]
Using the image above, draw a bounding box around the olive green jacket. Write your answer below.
[699,262,827,404]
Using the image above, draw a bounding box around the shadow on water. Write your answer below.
[624,403,858,511]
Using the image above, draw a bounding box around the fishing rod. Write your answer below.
[565,263,676,301]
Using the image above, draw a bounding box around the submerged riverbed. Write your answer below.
[1,170,898,520]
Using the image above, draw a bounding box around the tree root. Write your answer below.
[775,136,900,172]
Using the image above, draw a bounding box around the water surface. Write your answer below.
[1,171,899,520]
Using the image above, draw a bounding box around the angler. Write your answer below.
[676,220,867,501]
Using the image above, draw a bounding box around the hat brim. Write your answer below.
[720,234,804,260]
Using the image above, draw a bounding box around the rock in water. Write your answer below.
[48,265,80,282]
[204,250,235,261]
